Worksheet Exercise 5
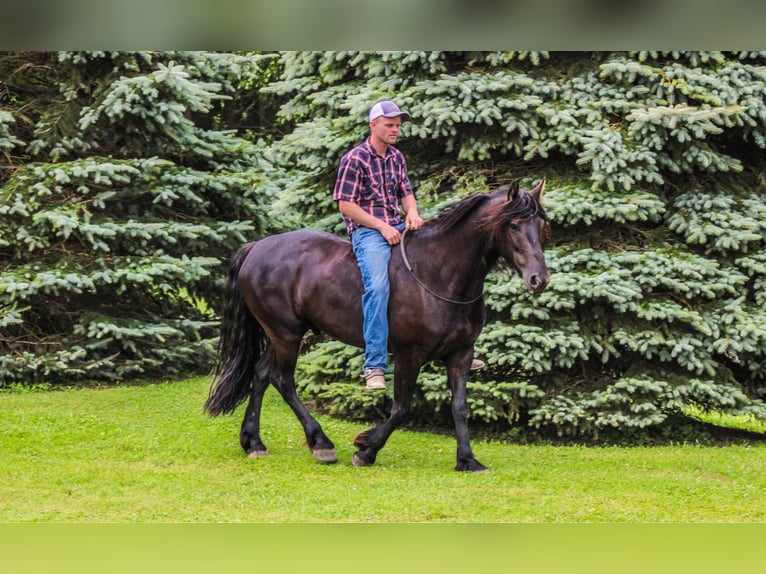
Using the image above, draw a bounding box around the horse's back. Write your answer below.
[247,228,349,263]
[239,229,364,344]
[243,229,357,287]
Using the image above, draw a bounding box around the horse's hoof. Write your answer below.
[247,449,269,458]
[352,452,373,467]
[312,448,338,464]
[455,461,489,472]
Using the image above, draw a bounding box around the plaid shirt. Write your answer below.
[333,137,413,236]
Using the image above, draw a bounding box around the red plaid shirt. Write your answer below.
[333,137,414,236]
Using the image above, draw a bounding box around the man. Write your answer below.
[333,100,483,390]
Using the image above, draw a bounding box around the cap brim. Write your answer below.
[379,111,411,121]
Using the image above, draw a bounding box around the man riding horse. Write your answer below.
[333,100,484,390]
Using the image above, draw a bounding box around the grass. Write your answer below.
[2,376,766,522]
[685,404,766,434]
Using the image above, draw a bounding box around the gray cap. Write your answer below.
[369,100,411,122]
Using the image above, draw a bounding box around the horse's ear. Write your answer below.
[530,178,546,202]
[507,178,521,202]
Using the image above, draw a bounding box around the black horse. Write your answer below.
[205,179,551,471]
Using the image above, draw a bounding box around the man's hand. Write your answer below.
[380,224,402,245]
[402,195,424,232]
[405,211,424,231]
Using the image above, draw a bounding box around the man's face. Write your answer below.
[370,115,403,145]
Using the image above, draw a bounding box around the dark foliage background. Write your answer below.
[2,51,765,438]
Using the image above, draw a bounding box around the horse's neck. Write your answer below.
[403,222,494,296]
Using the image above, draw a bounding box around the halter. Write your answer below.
[399,228,484,305]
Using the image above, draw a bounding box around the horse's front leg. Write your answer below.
[352,358,419,467]
[447,350,488,472]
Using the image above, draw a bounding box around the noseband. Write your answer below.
[399,228,484,305]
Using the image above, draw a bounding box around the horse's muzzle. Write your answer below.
[525,271,550,294]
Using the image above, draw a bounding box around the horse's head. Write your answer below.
[490,179,551,294]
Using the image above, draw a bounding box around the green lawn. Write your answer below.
[2,376,766,522]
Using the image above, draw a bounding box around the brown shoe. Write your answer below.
[363,368,386,390]
[470,358,485,371]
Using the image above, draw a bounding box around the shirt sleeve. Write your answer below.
[333,153,362,203]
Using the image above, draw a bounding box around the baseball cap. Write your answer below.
[369,100,411,122]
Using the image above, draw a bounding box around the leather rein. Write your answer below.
[399,228,484,305]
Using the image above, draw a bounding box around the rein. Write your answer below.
[399,228,484,305]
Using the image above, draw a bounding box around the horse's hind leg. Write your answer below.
[239,346,274,457]
[270,342,338,464]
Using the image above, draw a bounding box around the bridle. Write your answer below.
[399,228,484,305]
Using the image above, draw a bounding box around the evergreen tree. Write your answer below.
[4,51,765,439]
[0,51,270,383]
[259,51,766,438]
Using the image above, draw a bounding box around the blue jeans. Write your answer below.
[351,223,405,372]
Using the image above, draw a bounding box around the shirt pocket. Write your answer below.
[363,177,382,195]
[384,171,400,191]
[360,169,385,202]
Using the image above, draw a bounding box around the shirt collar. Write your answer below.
[364,136,391,159]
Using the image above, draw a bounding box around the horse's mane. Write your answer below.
[483,187,550,235]
[424,192,492,234]
[424,188,550,237]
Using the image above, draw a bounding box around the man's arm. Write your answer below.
[401,194,424,230]
[338,200,403,245]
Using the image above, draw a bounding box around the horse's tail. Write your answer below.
[205,242,266,417]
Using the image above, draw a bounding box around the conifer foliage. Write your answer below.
[1,51,267,383]
[260,51,766,437]
[3,51,766,439]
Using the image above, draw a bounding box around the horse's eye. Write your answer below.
[509,222,520,232]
